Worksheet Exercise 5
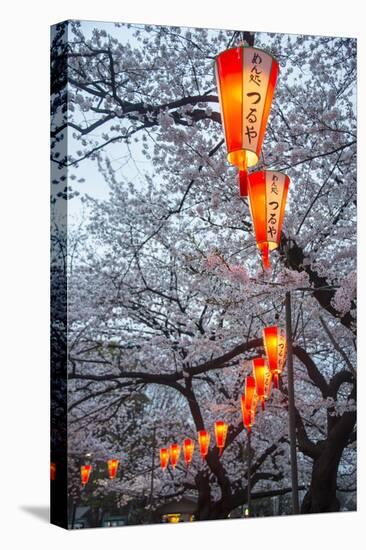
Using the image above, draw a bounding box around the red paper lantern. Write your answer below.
[252,357,268,411]
[244,375,256,411]
[107,459,119,480]
[50,462,56,481]
[214,421,228,455]
[169,443,181,469]
[80,464,92,486]
[198,430,211,459]
[241,376,258,432]
[183,438,195,466]
[160,448,170,471]
[241,394,256,432]
[263,326,287,388]
[215,46,279,196]
[248,170,290,268]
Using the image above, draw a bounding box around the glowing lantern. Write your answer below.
[263,326,287,388]
[160,448,170,471]
[169,443,181,469]
[50,462,56,481]
[214,421,229,455]
[183,438,195,466]
[248,170,290,268]
[215,46,279,196]
[107,459,119,480]
[80,464,92,486]
[252,357,268,411]
[241,376,258,432]
[241,394,256,432]
[198,430,211,459]
[244,375,256,411]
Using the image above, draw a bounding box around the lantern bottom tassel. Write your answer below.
[239,170,249,197]
[273,373,279,389]
[261,243,271,269]
[261,397,265,412]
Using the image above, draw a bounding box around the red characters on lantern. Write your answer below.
[183,438,195,466]
[169,443,181,469]
[160,448,170,471]
[198,430,211,459]
[214,421,229,455]
[263,326,287,388]
[107,459,119,480]
[248,171,290,268]
[215,46,279,196]
[80,464,92,486]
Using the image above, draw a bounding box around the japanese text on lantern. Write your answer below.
[265,172,286,243]
[242,49,271,151]
[278,328,286,368]
[267,173,280,239]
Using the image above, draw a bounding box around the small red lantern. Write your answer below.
[198,430,211,459]
[248,170,290,268]
[169,443,181,469]
[214,421,228,455]
[183,438,195,466]
[244,375,256,411]
[215,46,279,196]
[241,395,256,432]
[107,459,119,480]
[263,326,287,388]
[80,464,92,486]
[50,462,56,481]
[160,448,170,471]
[252,357,267,411]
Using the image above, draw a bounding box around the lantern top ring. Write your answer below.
[215,45,280,69]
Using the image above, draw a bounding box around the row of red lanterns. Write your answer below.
[80,459,120,486]
[159,325,287,467]
[52,326,286,483]
[160,421,229,471]
[215,45,290,269]
[242,326,287,432]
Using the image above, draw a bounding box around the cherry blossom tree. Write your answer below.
[51,20,356,522]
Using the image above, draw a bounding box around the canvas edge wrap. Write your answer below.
[50,20,70,530]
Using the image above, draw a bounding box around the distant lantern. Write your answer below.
[80,464,92,486]
[169,443,181,469]
[214,421,229,455]
[183,438,195,466]
[248,170,290,269]
[263,326,287,388]
[244,375,256,411]
[50,462,56,481]
[241,376,258,432]
[215,46,279,196]
[241,394,256,432]
[252,357,268,411]
[160,448,170,471]
[107,459,119,480]
[198,430,211,459]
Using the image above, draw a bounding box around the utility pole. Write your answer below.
[285,291,300,514]
[149,427,157,521]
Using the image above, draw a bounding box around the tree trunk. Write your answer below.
[301,445,342,513]
[301,405,356,514]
